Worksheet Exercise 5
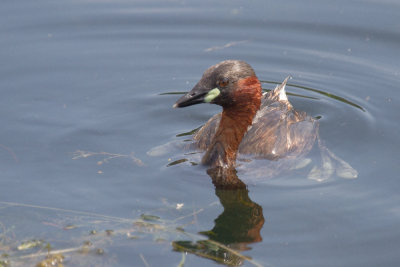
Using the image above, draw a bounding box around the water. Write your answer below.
[1,0,399,266]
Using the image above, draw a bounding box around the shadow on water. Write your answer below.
[173,167,265,266]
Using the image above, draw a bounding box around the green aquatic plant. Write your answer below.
[260,80,365,111]
[162,79,365,111]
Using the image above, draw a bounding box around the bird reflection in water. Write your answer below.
[173,167,264,266]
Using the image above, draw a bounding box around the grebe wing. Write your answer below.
[239,102,318,160]
[261,76,292,108]
[193,112,221,150]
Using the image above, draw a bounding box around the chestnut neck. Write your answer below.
[202,76,262,168]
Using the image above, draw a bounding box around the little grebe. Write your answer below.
[174,60,317,169]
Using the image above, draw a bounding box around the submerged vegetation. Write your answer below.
[0,200,264,266]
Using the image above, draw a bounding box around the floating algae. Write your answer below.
[36,253,64,267]
[17,240,43,251]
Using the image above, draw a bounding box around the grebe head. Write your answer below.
[174,60,259,109]
[174,60,263,169]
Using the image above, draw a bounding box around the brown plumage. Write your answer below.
[174,60,317,169]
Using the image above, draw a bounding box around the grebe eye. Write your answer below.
[218,78,229,88]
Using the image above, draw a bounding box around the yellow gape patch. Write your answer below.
[204,88,220,103]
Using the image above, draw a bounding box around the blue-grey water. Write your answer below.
[1,0,399,266]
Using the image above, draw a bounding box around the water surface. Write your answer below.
[1,0,399,266]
